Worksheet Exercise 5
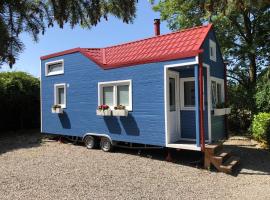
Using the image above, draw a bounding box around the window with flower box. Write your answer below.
[98,80,132,111]
[54,83,66,108]
[211,77,224,109]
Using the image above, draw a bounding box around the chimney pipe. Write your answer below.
[154,19,160,36]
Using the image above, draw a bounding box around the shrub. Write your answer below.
[227,82,254,131]
[251,112,270,146]
[0,72,40,132]
[255,68,270,113]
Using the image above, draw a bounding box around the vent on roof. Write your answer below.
[154,19,160,36]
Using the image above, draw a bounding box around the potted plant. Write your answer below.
[112,105,128,117]
[51,104,63,114]
[214,102,226,116]
[96,105,111,116]
[214,102,231,116]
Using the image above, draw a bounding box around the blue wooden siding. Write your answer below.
[201,29,226,141]
[202,30,225,79]
[41,52,197,146]
[180,111,196,139]
[211,115,225,141]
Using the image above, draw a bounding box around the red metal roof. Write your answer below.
[41,24,212,69]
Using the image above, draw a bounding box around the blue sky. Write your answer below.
[1,1,171,77]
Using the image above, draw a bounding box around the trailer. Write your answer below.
[40,21,229,156]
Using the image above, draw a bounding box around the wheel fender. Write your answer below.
[83,133,112,143]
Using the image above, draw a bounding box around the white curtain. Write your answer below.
[58,87,65,104]
[103,86,114,106]
[117,85,129,106]
[49,63,63,73]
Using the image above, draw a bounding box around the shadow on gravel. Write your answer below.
[112,145,270,176]
[0,129,42,155]
[223,145,270,176]
[112,147,204,169]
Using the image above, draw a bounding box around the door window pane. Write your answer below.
[184,81,195,107]
[217,83,222,104]
[117,85,129,106]
[103,86,113,106]
[211,81,217,107]
[57,87,65,105]
[169,78,176,111]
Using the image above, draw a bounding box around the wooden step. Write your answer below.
[213,149,232,165]
[219,156,240,174]
[205,143,223,155]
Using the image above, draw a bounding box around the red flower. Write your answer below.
[98,105,109,110]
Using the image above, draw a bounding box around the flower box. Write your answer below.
[214,108,226,116]
[51,107,63,114]
[96,109,111,116]
[112,109,128,117]
[225,108,231,114]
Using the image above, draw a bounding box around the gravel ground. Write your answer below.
[0,131,270,200]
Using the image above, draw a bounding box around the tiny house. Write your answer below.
[40,22,229,152]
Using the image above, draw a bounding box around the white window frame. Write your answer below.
[211,77,224,110]
[98,80,132,111]
[54,83,67,108]
[209,39,217,62]
[180,77,196,110]
[45,59,64,76]
[180,77,204,110]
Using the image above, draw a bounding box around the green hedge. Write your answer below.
[0,72,40,132]
[251,112,270,146]
[255,68,270,113]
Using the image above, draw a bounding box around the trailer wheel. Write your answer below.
[84,135,97,149]
[100,137,113,152]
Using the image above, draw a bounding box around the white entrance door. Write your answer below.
[166,70,180,143]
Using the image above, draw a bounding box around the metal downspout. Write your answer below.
[199,54,205,152]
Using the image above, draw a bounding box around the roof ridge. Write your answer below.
[41,24,213,68]
[80,24,211,51]
[103,24,212,50]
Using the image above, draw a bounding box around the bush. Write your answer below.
[227,81,254,131]
[251,112,270,146]
[0,72,40,132]
[255,68,270,113]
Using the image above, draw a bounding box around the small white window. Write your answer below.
[54,83,66,108]
[169,78,176,111]
[98,80,132,111]
[45,59,64,76]
[180,77,204,110]
[184,81,195,107]
[211,77,224,109]
[209,40,216,62]
[180,78,196,110]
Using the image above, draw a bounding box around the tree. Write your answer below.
[255,67,270,112]
[0,0,137,67]
[152,0,269,89]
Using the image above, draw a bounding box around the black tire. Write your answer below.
[84,135,97,149]
[100,137,113,152]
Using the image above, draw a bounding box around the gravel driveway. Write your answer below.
[0,131,270,200]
